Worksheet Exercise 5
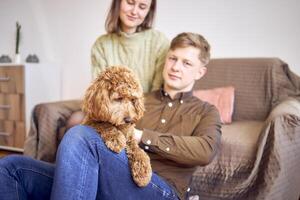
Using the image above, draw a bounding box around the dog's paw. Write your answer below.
[129,150,152,187]
[105,132,126,153]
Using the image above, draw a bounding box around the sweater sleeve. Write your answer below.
[151,34,170,91]
[91,38,107,80]
[140,106,222,167]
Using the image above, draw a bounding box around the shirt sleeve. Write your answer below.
[140,106,222,167]
[151,34,170,91]
[91,39,107,80]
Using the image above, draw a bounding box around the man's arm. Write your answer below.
[135,105,222,167]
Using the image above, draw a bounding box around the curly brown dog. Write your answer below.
[81,66,152,187]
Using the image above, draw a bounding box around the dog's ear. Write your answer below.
[82,78,110,121]
[134,95,145,120]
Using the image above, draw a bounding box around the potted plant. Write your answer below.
[15,22,21,63]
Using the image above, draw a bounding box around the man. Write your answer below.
[0,32,221,200]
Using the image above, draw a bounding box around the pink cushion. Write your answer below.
[193,86,235,124]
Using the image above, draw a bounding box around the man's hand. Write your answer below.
[133,128,143,143]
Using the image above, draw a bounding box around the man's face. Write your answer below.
[163,46,206,94]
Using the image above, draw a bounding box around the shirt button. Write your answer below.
[161,119,166,124]
[146,140,151,145]
[168,102,173,107]
[145,146,149,150]
[187,187,191,192]
[165,147,170,152]
[180,100,184,104]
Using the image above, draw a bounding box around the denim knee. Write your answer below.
[0,155,24,168]
[57,125,104,156]
[61,125,101,144]
[0,155,27,178]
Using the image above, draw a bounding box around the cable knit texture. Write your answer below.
[91,29,169,92]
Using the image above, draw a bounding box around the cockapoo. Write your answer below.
[81,66,152,187]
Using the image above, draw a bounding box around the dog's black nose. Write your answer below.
[124,117,132,123]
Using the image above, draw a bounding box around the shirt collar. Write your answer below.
[155,87,193,102]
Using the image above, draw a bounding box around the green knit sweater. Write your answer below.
[91,29,169,93]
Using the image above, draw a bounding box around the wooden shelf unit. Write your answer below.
[0,63,61,152]
[0,65,25,151]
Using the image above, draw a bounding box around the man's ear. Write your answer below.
[195,66,207,80]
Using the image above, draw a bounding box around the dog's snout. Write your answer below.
[124,117,132,124]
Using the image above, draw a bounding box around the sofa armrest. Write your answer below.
[266,98,300,122]
[24,100,82,162]
[252,97,300,198]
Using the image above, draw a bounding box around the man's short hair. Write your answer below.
[170,32,211,65]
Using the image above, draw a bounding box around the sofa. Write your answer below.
[24,58,300,200]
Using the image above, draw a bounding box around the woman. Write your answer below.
[92,0,169,92]
[24,0,169,161]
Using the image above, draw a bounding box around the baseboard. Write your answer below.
[0,145,24,153]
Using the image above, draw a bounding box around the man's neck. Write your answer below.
[167,91,178,99]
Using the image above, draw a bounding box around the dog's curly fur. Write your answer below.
[81,66,152,187]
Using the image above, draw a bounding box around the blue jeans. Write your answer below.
[0,125,179,200]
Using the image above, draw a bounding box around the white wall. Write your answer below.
[1,0,300,100]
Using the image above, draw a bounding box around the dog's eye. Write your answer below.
[115,97,124,102]
[131,98,136,103]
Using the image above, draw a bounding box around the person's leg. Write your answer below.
[0,155,55,200]
[51,125,179,200]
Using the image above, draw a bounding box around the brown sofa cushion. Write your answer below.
[194,58,300,121]
[191,120,264,196]
[196,120,264,173]
[221,121,263,154]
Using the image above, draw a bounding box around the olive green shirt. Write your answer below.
[136,89,222,199]
[91,29,169,92]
